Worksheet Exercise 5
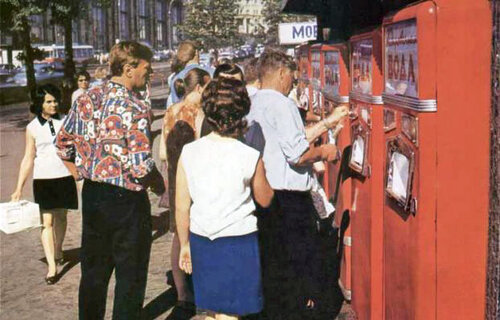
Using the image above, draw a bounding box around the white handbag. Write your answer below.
[0,200,41,234]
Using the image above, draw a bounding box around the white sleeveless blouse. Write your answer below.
[180,134,260,240]
[27,116,71,179]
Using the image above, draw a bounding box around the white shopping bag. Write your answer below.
[0,200,41,234]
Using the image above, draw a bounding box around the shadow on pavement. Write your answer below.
[141,287,177,320]
[152,209,168,241]
[39,247,81,281]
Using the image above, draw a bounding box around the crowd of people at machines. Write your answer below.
[11,39,349,320]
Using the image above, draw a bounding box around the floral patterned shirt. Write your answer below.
[91,81,155,191]
[56,83,106,180]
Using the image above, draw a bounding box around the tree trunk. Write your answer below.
[63,17,76,79]
[20,18,37,102]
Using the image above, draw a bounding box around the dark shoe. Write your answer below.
[55,257,66,266]
[45,272,58,285]
[169,301,196,320]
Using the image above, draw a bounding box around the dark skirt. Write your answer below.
[190,231,263,316]
[33,175,78,210]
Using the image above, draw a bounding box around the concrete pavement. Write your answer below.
[0,84,356,319]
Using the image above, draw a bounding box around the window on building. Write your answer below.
[139,18,146,40]
[157,24,163,42]
[156,1,163,20]
[139,0,146,16]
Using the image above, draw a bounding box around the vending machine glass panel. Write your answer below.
[349,124,370,177]
[385,137,415,213]
[384,109,397,132]
[311,51,322,115]
[384,19,419,98]
[352,39,373,95]
[402,113,419,146]
[324,51,340,98]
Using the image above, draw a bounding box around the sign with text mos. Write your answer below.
[279,22,318,45]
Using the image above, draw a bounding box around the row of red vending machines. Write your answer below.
[295,1,491,319]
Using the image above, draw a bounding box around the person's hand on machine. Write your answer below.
[323,105,349,129]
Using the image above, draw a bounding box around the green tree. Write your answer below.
[0,0,46,100]
[261,0,315,45]
[179,0,241,50]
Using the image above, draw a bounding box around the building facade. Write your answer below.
[236,0,268,35]
[28,0,185,52]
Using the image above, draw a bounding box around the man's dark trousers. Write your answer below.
[79,179,152,320]
[258,190,325,320]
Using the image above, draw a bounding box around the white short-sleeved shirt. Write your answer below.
[246,89,313,191]
[181,134,260,240]
[27,116,71,179]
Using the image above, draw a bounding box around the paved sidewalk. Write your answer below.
[0,85,356,319]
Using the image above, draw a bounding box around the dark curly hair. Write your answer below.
[30,83,61,115]
[214,63,243,81]
[202,78,250,139]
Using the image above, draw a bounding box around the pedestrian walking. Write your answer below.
[57,41,164,320]
[11,84,78,285]
[245,49,348,319]
[176,77,274,320]
[159,67,211,319]
[71,70,90,105]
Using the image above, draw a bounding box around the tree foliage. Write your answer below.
[0,0,46,100]
[261,0,315,45]
[179,0,241,50]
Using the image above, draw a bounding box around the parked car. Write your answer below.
[6,63,64,87]
[199,53,214,68]
[153,50,170,62]
[218,51,234,62]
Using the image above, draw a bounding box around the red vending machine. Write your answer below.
[320,42,352,300]
[296,43,311,113]
[310,44,323,117]
[348,29,384,320]
[381,1,490,319]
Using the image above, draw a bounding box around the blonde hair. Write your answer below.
[94,66,108,80]
[109,41,153,76]
[171,40,198,73]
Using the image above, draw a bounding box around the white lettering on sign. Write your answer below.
[324,51,340,97]
[279,21,318,45]
[384,19,418,98]
[352,39,373,95]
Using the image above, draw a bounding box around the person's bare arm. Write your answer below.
[11,130,36,201]
[305,106,349,143]
[175,159,192,274]
[62,160,79,180]
[251,158,274,207]
[296,143,338,166]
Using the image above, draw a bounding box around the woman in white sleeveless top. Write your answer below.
[175,78,274,319]
[11,84,77,285]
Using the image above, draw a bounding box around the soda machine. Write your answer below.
[320,42,352,300]
[381,1,490,319]
[348,28,385,320]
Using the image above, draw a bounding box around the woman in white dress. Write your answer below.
[11,84,78,285]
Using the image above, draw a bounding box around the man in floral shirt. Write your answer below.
[61,41,164,320]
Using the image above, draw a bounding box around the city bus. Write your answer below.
[36,44,94,64]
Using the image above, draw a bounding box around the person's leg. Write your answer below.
[40,211,56,278]
[257,200,285,319]
[79,181,115,320]
[171,231,194,303]
[278,192,323,317]
[111,189,152,320]
[53,209,67,261]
